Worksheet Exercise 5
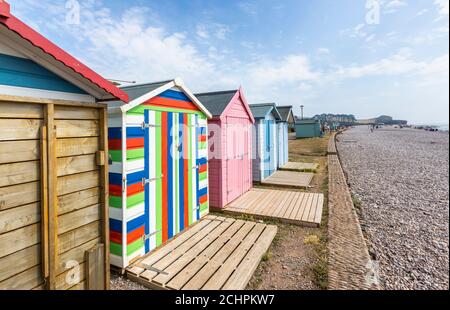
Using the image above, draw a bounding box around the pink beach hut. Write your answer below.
[195,88,255,210]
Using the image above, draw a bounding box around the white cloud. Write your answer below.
[238,2,258,15]
[196,23,231,40]
[330,49,449,80]
[416,9,429,16]
[435,0,449,16]
[317,48,330,54]
[341,23,368,38]
[383,0,408,14]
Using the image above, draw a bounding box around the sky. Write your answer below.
[8,0,450,124]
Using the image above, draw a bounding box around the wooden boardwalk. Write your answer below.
[261,170,314,188]
[224,188,324,227]
[281,162,319,172]
[126,215,277,290]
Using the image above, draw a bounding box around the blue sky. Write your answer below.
[8,0,449,123]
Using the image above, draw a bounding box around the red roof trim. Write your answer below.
[0,6,129,102]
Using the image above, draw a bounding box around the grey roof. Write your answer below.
[277,106,293,122]
[194,90,237,117]
[250,103,282,120]
[295,119,320,124]
[107,80,173,108]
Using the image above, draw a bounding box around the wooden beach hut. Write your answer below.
[0,2,129,290]
[249,103,282,182]
[195,88,255,210]
[295,119,323,138]
[107,79,212,268]
[275,106,293,169]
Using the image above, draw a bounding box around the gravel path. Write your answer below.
[337,126,449,290]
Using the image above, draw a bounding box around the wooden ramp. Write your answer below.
[281,162,319,172]
[261,170,314,188]
[126,216,277,290]
[224,188,324,228]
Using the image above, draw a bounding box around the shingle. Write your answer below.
[250,103,282,120]
[108,80,174,107]
[277,106,293,122]
[195,90,237,117]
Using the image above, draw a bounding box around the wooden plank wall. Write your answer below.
[0,101,45,290]
[0,98,109,290]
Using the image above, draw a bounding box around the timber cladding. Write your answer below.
[0,96,109,290]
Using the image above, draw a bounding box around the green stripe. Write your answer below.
[127,192,145,208]
[127,148,144,160]
[110,242,122,256]
[199,141,207,149]
[109,196,122,208]
[109,150,122,162]
[200,202,208,212]
[127,238,144,256]
[155,111,162,246]
[129,105,204,116]
[199,171,207,181]
[188,115,193,225]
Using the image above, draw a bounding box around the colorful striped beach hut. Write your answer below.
[249,103,282,182]
[195,88,255,210]
[107,79,212,268]
[1,1,129,290]
[276,106,293,168]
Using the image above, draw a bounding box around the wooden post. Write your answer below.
[45,104,58,289]
[40,126,49,283]
[99,108,110,289]
[85,244,105,290]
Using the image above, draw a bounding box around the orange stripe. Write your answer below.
[127,226,145,245]
[183,114,189,228]
[199,164,207,173]
[144,97,199,111]
[199,195,208,204]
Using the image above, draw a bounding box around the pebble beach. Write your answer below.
[337,126,449,290]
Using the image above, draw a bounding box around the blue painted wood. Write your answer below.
[0,53,87,94]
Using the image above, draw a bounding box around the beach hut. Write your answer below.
[277,106,295,132]
[249,103,282,182]
[107,79,212,268]
[295,119,323,138]
[0,2,129,290]
[195,88,255,210]
[276,106,293,168]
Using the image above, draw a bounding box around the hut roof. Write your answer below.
[195,90,237,117]
[250,103,282,120]
[0,1,129,102]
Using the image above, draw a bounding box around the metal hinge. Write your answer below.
[141,122,160,129]
[192,165,199,170]
[141,175,164,186]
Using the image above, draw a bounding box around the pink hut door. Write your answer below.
[226,117,245,203]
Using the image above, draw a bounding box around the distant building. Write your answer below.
[295,119,323,138]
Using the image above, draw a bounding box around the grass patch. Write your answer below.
[352,194,362,210]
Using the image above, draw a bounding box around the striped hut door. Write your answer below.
[144,110,160,253]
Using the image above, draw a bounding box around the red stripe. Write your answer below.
[200,135,207,142]
[127,226,145,245]
[144,97,199,111]
[110,184,122,197]
[109,139,122,150]
[109,138,144,151]
[199,164,207,174]
[110,231,122,244]
[161,112,168,243]
[183,114,189,228]
[199,194,208,204]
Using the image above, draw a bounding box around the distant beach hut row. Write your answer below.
[0,2,294,289]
